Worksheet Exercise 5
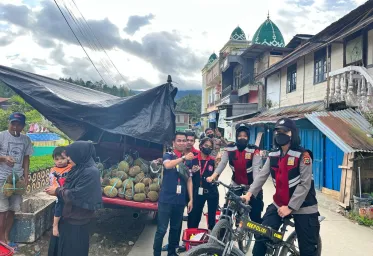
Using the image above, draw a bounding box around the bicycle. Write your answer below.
[186,182,251,256]
[207,180,254,254]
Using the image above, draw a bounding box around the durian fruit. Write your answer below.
[144,186,150,195]
[153,178,160,185]
[116,171,128,181]
[117,188,125,198]
[125,189,133,200]
[123,179,134,190]
[143,178,152,186]
[104,173,111,179]
[101,178,110,186]
[134,183,145,193]
[6,174,19,184]
[2,183,14,197]
[110,178,122,189]
[118,161,130,173]
[149,183,160,192]
[134,158,150,173]
[147,191,159,202]
[133,193,146,202]
[111,165,118,170]
[14,180,26,195]
[102,169,111,178]
[97,163,104,171]
[103,186,118,198]
[111,169,118,178]
[129,166,141,177]
[134,172,145,183]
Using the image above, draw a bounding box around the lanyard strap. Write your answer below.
[199,160,209,186]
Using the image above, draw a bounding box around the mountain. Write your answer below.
[132,89,201,100]
[175,90,201,100]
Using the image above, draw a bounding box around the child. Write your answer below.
[49,147,72,237]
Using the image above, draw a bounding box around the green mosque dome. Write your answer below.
[252,14,285,47]
[230,26,247,41]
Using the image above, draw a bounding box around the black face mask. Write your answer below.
[236,139,248,151]
[201,147,212,155]
[207,134,214,139]
[275,133,291,146]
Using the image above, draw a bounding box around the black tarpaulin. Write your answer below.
[0,65,177,144]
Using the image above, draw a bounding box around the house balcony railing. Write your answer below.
[222,85,232,98]
[240,74,254,88]
[328,66,373,111]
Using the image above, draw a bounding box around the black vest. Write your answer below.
[227,144,259,185]
[269,148,317,209]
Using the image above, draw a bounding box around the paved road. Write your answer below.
[128,161,373,256]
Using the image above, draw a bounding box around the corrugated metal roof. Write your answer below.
[305,109,373,153]
[240,101,325,125]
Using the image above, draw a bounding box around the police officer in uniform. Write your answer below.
[207,123,264,224]
[187,137,218,230]
[242,118,320,256]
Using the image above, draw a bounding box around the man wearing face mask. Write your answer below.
[242,118,319,256]
[204,128,228,159]
[206,123,263,224]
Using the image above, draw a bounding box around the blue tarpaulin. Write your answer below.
[27,133,61,141]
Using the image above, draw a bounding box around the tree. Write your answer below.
[175,94,201,124]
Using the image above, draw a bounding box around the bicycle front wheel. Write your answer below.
[208,219,233,244]
[279,231,322,256]
[238,231,253,254]
[185,243,244,256]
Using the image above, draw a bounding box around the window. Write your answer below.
[314,48,327,84]
[233,65,242,90]
[287,64,297,93]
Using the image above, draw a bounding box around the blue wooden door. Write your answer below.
[299,129,324,190]
[324,137,344,191]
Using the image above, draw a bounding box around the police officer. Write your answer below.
[207,123,264,224]
[188,137,218,231]
[242,118,320,256]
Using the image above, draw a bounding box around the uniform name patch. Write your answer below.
[287,157,295,166]
[245,153,252,160]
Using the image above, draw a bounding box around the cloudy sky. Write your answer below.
[0,0,367,90]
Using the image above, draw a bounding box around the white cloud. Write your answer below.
[0,0,364,90]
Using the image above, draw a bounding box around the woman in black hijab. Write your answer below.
[45,141,102,256]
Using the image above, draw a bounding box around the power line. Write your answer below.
[53,0,108,85]
[59,0,114,84]
[70,0,129,88]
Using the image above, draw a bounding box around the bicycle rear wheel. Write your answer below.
[185,243,244,256]
[279,231,322,256]
[238,231,253,254]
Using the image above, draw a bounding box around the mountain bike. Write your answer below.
[186,213,324,256]
[207,180,254,254]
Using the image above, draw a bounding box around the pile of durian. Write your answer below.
[2,173,26,197]
[99,154,162,202]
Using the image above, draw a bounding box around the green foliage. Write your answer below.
[363,111,373,126]
[348,211,373,227]
[59,77,136,97]
[29,155,55,173]
[0,81,15,98]
[175,94,201,123]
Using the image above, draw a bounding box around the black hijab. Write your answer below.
[64,141,102,211]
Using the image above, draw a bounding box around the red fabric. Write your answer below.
[192,147,200,154]
[232,150,249,185]
[272,155,300,207]
[174,149,183,158]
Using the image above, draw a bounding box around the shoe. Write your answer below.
[162,244,169,251]
[177,245,186,253]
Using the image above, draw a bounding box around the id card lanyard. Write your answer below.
[198,160,209,195]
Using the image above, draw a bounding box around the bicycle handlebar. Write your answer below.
[212,180,252,212]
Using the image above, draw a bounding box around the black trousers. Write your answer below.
[233,189,264,224]
[188,189,219,230]
[252,204,320,256]
[153,202,184,256]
